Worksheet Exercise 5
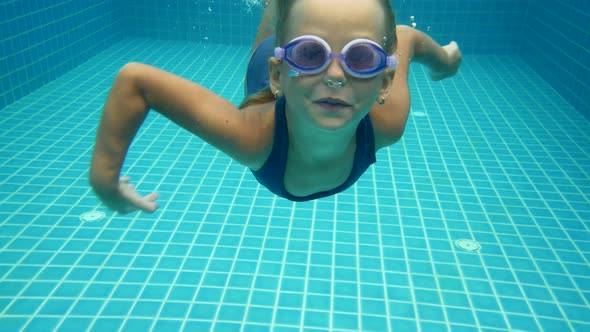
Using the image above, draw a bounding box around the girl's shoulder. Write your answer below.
[240,101,276,170]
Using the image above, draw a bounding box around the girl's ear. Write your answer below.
[268,57,282,94]
[378,68,395,100]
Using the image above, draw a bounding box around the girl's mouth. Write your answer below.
[315,98,352,110]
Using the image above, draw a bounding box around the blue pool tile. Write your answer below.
[130,300,162,317]
[333,296,357,313]
[90,318,124,332]
[552,288,586,305]
[475,310,508,330]
[522,285,554,302]
[0,317,28,332]
[506,314,540,331]
[530,300,566,319]
[213,322,243,331]
[537,317,572,331]
[110,283,142,299]
[93,268,124,283]
[83,282,115,298]
[188,302,217,320]
[152,320,183,332]
[183,321,213,331]
[446,306,476,325]
[464,279,494,295]
[389,318,418,332]
[277,292,303,308]
[53,282,86,298]
[120,318,154,332]
[57,317,93,332]
[159,301,189,318]
[420,321,449,331]
[332,313,358,330]
[417,303,445,321]
[561,303,590,323]
[246,306,274,324]
[7,266,42,280]
[23,317,61,332]
[303,310,330,328]
[275,308,303,326]
[361,314,388,331]
[470,294,500,311]
[250,290,276,307]
[66,267,98,281]
[5,298,44,315]
[139,285,169,300]
[101,300,134,316]
[69,299,105,316]
[361,299,387,316]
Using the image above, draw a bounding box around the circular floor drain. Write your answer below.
[455,239,481,252]
[79,211,106,222]
[412,111,427,117]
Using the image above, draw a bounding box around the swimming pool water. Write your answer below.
[0,38,589,331]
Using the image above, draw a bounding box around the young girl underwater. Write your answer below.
[90,0,462,213]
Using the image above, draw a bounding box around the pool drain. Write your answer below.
[455,239,481,252]
[79,211,106,222]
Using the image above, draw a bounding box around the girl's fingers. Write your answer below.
[127,191,159,213]
[116,177,160,214]
[141,193,160,213]
[144,192,160,202]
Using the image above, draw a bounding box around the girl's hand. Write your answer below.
[429,41,462,81]
[96,177,160,214]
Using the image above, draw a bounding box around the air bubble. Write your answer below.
[242,0,264,13]
[409,16,417,29]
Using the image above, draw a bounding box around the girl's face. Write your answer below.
[270,0,394,131]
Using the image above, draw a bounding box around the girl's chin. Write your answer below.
[310,111,357,131]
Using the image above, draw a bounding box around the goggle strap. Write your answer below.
[386,55,398,70]
[274,47,285,59]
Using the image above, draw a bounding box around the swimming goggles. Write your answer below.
[274,35,398,79]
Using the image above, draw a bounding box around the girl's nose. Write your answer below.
[324,55,347,80]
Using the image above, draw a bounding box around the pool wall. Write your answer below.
[521,0,590,115]
[1,0,588,118]
[1,0,121,110]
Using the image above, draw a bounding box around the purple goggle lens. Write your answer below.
[274,35,397,78]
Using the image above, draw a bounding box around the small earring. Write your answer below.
[377,96,386,105]
[273,89,281,99]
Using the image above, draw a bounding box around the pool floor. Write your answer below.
[0,38,589,332]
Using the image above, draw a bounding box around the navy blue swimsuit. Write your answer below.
[246,36,377,201]
[250,96,376,201]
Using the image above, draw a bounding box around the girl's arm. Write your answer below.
[371,26,462,150]
[90,62,268,213]
[408,27,462,81]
